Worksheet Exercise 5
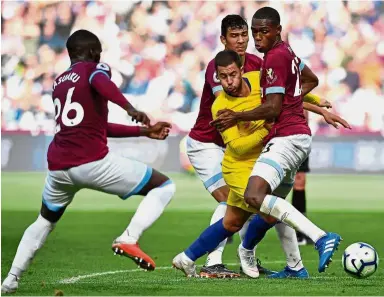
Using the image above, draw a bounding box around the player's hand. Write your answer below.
[147,122,172,140]
[128,109,150,127]
[210,109,238,132]
[319,98,332,109]
[323,110,351,129]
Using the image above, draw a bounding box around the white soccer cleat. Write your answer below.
[1,274,19,294]
[237,244,260,278]
[172,252,199,278]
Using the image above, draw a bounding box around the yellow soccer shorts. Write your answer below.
[223,169,259,214]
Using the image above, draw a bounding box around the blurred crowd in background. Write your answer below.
[1,0,384,136]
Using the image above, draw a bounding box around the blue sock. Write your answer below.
[185,218,233,261]
[242,215,276,250]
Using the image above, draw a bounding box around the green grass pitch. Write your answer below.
[1,172,384,296]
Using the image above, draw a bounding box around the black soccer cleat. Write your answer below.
[256,258,277,275]
[199,264,240,278]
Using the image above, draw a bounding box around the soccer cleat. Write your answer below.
[199,264,240,278]
[237,244,260,278]
[315,232,342,273]
[268,266,309,279]
[1,274,19,294]
[111,241,155,271]
[238,245,276,277]
[239,258,276,276]
[172,252,199,277]
[255,258,277,275]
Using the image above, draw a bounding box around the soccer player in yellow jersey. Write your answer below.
[173,50,304,278]
[211,52,333,224]
[211,69,267,215]
[211,51,312,279]
[180,14,350,279]
[172,49,351,278]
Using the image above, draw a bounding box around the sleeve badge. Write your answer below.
[266,68,277,84]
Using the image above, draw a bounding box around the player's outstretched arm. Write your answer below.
[301,65,319,97]
[107,123,141,137]
[90,72,150,126]
[107,122,171,140]
[303,93,332,109]
[144,122,172,140]
[210,94,283,132]
[303,102,351,129]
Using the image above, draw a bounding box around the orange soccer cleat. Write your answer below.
[112,241,156,271]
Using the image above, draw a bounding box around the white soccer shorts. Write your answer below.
[186,135,226,193]
[251,134,312,198]
[42,152,152,212]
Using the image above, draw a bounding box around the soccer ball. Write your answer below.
[342,242,379,278]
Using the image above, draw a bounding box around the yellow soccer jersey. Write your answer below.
[211,72,322,213]
[211,71,268,172]
[211,71,269,213]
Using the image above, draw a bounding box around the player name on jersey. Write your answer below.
[52,72,80,91]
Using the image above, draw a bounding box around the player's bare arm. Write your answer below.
[303,102,351,129]
[300,65,319,97]
[210,93,283,132]
[126,108,151,127]
[90,72,150,126]
[297,62,331,108]
[318,98,332,108]
[143,122,172,140]
[301,68,333,108]
[106,122,171,140]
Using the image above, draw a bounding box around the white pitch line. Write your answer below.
[59,266,172,284]
[59,259,345,284]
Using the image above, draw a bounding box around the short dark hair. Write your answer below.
[214,50,242,71]
[66,29,101,59]
[221,14,248,36]
[252,7,280,25]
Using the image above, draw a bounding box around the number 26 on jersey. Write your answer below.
[54,87,84,133]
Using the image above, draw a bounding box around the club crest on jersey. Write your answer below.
[213,72,220,83]
[266,68,277,84]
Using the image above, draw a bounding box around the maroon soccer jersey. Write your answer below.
[48,61,112,170]
[260,41,311,143]
[189,53,262,147]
